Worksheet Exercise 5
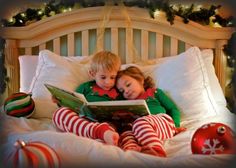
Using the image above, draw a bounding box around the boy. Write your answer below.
[52,51,121,145]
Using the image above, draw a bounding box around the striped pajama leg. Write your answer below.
[52,107,116,143]
[132,114,176,157]
[118,130,141,152]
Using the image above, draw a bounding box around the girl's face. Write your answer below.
[90,68,117,90]
[116,75,145,100]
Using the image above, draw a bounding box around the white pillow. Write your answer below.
[27,48,222,120]
[201,49,226,106]
[150,47,219,120]
[29,50,91,118]
[19,55,38,93]
[121,47,220,120]
[19,50,226,108]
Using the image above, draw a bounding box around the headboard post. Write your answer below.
[5,39,20,95]
[214,39,228,94]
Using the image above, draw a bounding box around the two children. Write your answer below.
[52,51,185,157]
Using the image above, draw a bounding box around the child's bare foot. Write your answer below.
[118,130,141,152]
[124,145,142,152]
[141,146,166,157]
[103,130,119,146]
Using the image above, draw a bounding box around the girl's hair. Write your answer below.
[90,51,121,72]
[116,66,155,89]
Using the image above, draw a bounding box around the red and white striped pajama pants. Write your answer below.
[119,114,176,156]
[52,107,115,142]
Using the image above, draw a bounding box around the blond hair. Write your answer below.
[90,51,121,72]
[116,66,155,89]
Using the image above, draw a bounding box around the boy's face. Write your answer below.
[90,68,118,90]
[116,75,144,100]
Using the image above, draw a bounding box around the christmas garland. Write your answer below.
[0,0,234,27]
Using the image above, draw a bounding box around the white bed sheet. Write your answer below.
[1,105,235,168]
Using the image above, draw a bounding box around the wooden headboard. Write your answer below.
[0,6,234,96]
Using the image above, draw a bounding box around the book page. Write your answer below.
[84,99,151,122]
[73,92,88,103]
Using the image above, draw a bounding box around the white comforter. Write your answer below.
[0,106,235,168]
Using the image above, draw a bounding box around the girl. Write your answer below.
[116,66,186,157]
[52,51,121,146]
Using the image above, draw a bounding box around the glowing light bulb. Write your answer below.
[172,4,179,11]
[154,9,165,18]
[20,13,26,17]
[182,5,189,9]
[9,18,14,23]
[195,5,202,11]
[38,10,43,15]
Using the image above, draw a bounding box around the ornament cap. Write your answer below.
[217,126,226,135]
[14,140,26,148]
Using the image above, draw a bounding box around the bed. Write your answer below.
[0,6,235,168]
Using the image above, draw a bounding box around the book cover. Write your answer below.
[45,84,150,122]
[45,84,87,114]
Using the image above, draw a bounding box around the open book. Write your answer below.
[45,84,150,122]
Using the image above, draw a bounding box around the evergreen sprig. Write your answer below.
[0,0,234,27]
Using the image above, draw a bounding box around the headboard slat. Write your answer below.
[156,34,164,58]
[25,48,32,55]
[67,33,75,56]
[82,30,89,56]
[170,37,178,56]
[111,28,119,55]
[125,28,133,63]
[53,38,60,55]
[97,28,104,52]
[141,30,148,61]
[39,43,46,51]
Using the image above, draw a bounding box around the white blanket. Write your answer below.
[1,105,235,168]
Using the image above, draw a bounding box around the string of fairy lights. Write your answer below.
[0,0,235,27]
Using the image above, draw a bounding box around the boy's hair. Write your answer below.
[116,66,155,89]
[90,51,121,72]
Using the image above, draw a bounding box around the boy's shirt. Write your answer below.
[75,80,122,102]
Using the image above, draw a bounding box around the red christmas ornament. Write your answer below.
[191,122,236,154]
[6,140,60,168]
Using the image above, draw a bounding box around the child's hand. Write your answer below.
[175,127,187,135]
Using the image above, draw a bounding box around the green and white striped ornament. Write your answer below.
[4,92,35,118]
